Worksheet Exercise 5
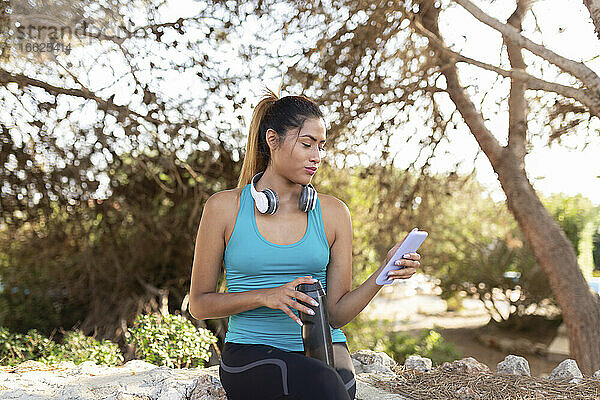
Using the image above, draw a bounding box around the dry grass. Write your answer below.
[368,366,600,400]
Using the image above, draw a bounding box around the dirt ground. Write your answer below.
[363,280,570,377]
[435,325,567,377]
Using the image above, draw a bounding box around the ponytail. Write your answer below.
[237,87,279,188]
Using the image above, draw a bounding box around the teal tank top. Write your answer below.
[223,183,347,352]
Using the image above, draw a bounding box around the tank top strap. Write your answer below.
[239,183,255,221]
[311,194,329,250]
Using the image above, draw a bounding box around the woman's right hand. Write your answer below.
[262,276,320,326]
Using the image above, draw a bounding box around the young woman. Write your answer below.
[189,88,421,400]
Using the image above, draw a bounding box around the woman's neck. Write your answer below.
[255,168,302,205]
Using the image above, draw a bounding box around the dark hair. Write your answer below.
[237,86,325,188]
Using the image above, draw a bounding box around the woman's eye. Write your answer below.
[303,143,326,152]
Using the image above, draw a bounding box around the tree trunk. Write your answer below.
[495,150,600,375]
[419,0,600,375]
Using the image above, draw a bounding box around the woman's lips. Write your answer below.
[304,167,316,175]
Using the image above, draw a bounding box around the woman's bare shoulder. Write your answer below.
[318,193,348,214]
[218,188,243,243]
[203,188,243,242]
[227,187,243,205]
[207,187,243,210]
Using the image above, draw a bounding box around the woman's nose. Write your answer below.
[310,149,320,163]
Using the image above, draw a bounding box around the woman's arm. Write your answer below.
[189,191,265,319]
[324,198,377,329]
[325,198,420,329]
[191,291,266,320]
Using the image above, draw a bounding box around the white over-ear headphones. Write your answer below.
[250,171,317,215]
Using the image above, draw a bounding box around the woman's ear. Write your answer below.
[265,129,280,152]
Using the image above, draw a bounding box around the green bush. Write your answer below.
[126,313,217,368]
[0,327,59,366]
[345,315,393,353]
[0,327,123,366]
[41,330,123,366]
[345,315,461,366]
[385,329,462,366]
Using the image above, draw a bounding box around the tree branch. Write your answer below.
[418,1,504,165]
[410,17,600,117]
[454,0,600,96]
[0,68,162,127]
[505,0,530,165]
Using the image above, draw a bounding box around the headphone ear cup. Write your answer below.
[299,184,317,212]
[253,191,269,214]
[263,188,279,215]
[251,171,279,214]
[308,185,316,211]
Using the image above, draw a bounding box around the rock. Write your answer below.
[351,350,396,369]
[440,357,490,374]
[120,360,159,372]
[116,395,152,400]
[497,355,531,376]
[65,360,108,376]
[351,350,397,376]
[404,355,432,373]
[355,374,411,400]
[0,360,227,400]
[1,357,410,400]
[352,357,366,374]
[548,359,583,382]
[593,369,600,380]
[8,352,589,400]
[188,368,227,400]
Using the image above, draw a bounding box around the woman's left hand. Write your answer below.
[386,252,421,280]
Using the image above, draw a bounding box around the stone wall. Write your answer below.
[1,351,599,400]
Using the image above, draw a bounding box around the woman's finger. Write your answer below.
[288,298,316,316]
[281,305,303,326]
[292,276,317,286]
[289,287,319,308]
[401,253,420,261]
[394,259,420,269]
[296,291,319,307]
[388,267,417,279]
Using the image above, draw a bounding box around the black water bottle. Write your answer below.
[295,280,335,368]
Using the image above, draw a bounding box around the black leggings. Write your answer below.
[219,341,356,400]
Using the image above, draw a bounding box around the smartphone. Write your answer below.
[376,228,428,285]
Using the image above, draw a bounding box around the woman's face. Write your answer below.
[267,117,327,184]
